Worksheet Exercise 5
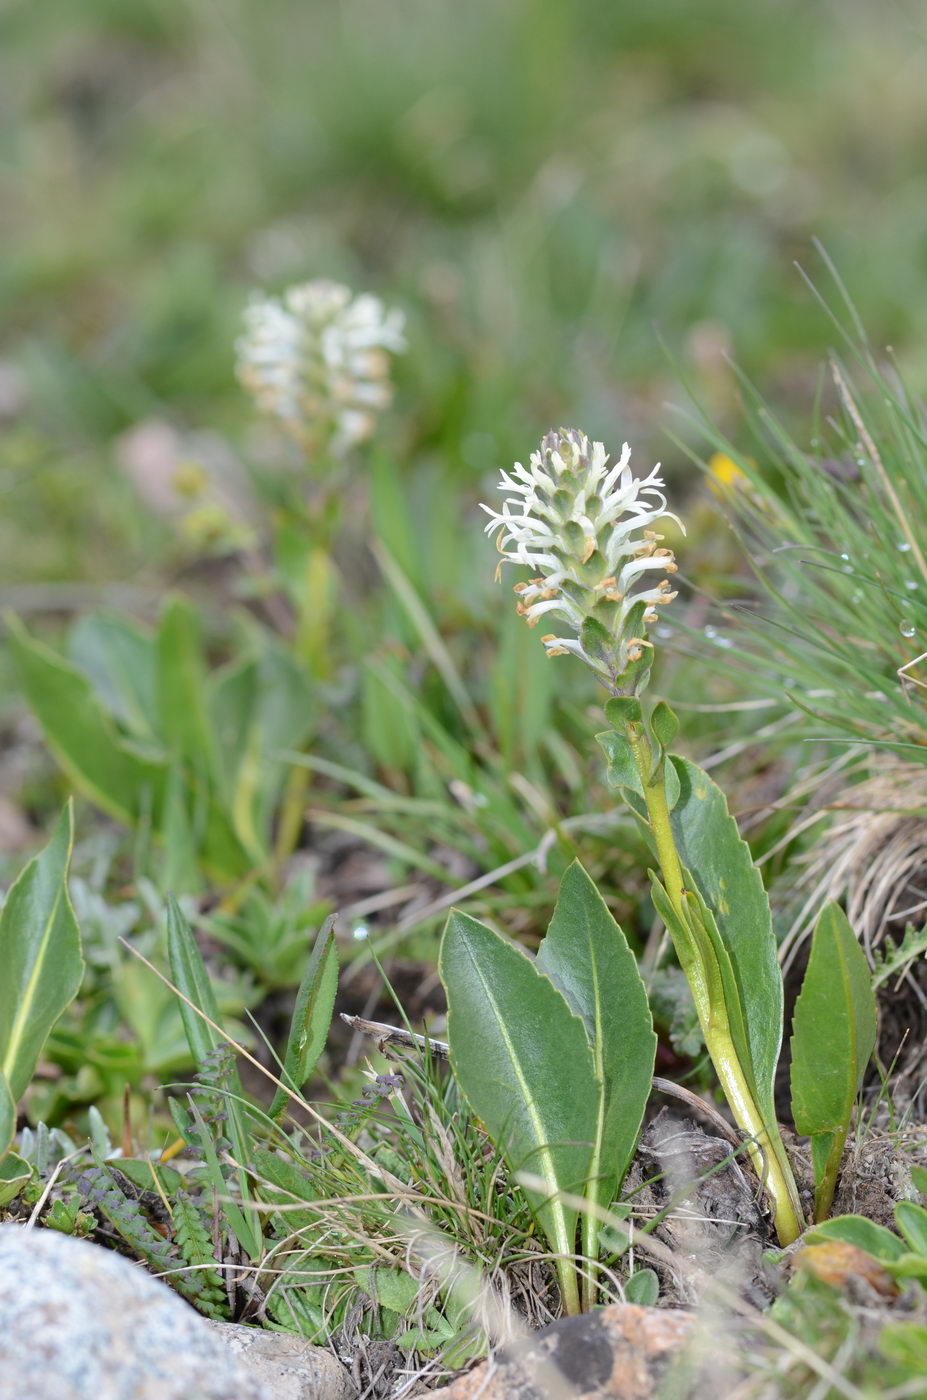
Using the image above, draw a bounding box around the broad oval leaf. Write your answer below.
[536,861,655,1209]
[0,803,83,1103]
[440,910,599,1268]
[805,1215,906,1263]
[790,902,876,1140]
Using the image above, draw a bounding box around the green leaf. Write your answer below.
[579,616,615,668]
[68,612,158,741]
[650,701,679,751]
[269,916,339,1119]
[9,617,251,883]
[596,729,680,809]
[625,1267,659,1306]
[896,1201,927,1258]
[0,1149,31,1207]
[156,596,219,776]
[364,1266,420,1315]
[114,1158,184,1195]
[805,1215,906,1263]
[536,862,655,1214]
[596,729,644,798]
[186,1096,261,1260]
[790,903,876,1216]
[0,804,84,1102]
[0,1071,16,1161]
[891,1253,927,1282]
[667,756,782,1128]
[871,922,927,991]
[880,1323,927,1370]
[911,1165,927,1197]
[440,910,599,1311]
[9,616,167,828]
[166,894,226,1069]
[604,697,642,729]
[791,903,876,1134]
[165,896,260,1258]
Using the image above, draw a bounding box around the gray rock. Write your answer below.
[202,1320,355,1400]
[0,1225,354,1400]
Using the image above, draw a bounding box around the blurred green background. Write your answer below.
[3,0,927,588]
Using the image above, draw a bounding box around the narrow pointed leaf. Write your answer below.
[790,902,876,1143]
[667,756,782,1123]
[166,896,261,1257]
[440,911,598,1268]
[166,894,226,1070]
[269,916,339,1119]
[0,803,83,1102]
[536,861,655,1205]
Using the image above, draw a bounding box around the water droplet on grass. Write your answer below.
[900,620,917,639]
[898,541,912,553]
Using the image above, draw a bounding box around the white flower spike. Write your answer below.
[482,428,681,693]
[236,279,406,458]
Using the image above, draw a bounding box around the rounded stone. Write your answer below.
[0,1224,351,1400]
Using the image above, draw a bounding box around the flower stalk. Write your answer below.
[484,427,806,1252]
[624,714,804,1246]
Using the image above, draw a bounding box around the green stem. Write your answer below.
[273,762,309,881]
[813,1128,846,1223]
[556,1256,582,1317]
[625,719,804,1247]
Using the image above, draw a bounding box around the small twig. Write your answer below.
[341,1014,449,1058]
[26,1147,86,1228]
[651,1077,743,1150]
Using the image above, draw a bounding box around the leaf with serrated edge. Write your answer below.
[0,803,83,1103]
[440,911,598,1284]
[536,862,655,1213]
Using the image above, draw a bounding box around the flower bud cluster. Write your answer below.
[236,279,406,458]
[482,428,680,692]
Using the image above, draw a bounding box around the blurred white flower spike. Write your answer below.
[236,279,406,458]
[482,428,681,694]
